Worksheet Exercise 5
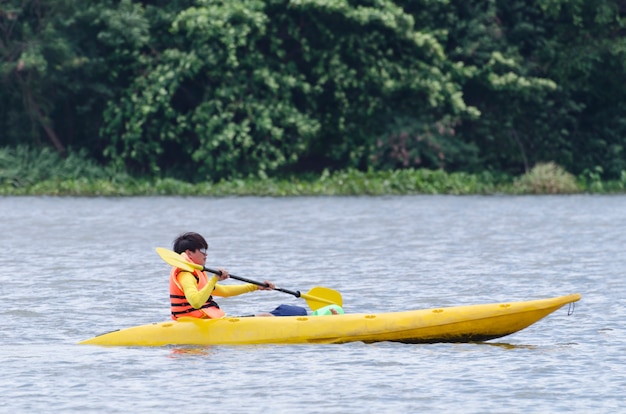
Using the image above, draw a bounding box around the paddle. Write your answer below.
[156,247,342,311]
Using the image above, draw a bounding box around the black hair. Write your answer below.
[173,232,208,254]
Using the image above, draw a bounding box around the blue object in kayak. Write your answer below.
[270,304,307,316]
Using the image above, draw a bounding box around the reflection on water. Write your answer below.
[168,346,215,358]
[475,342,539,350]
[1,195,625,413]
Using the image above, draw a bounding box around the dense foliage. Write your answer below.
[2,0,626,182]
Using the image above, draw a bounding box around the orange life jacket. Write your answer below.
[169,254,226,320]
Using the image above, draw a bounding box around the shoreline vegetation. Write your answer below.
[1,147,624,196]
[5,2,626,194]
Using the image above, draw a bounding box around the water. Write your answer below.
[1,195,624,413]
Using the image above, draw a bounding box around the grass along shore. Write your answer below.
[1,147,624,196]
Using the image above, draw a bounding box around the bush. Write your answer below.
[513,162,580,194]
[0,146,127,189]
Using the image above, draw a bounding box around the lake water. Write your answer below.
[1,195,624,413]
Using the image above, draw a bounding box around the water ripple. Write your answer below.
[1,195,624,412]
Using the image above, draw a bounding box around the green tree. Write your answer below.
[0,0,77,152]
[102,0,475,181]
[417,0,626,177]
[3,0,626,181]
[533,0,626,177]
[0,0,154,157]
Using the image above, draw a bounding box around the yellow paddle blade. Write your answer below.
[302,286,343,311]
[155,247,203,272]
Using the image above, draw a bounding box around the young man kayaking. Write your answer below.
[169,232,307,319]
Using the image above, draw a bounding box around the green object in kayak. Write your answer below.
[311,304,345,316]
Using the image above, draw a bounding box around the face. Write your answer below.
[186,248,207,265]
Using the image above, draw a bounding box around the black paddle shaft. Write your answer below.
[204,267,302,298]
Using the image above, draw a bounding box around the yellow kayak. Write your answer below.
[79,293,580,347]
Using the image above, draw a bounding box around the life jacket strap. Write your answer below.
[170,295,220,316]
